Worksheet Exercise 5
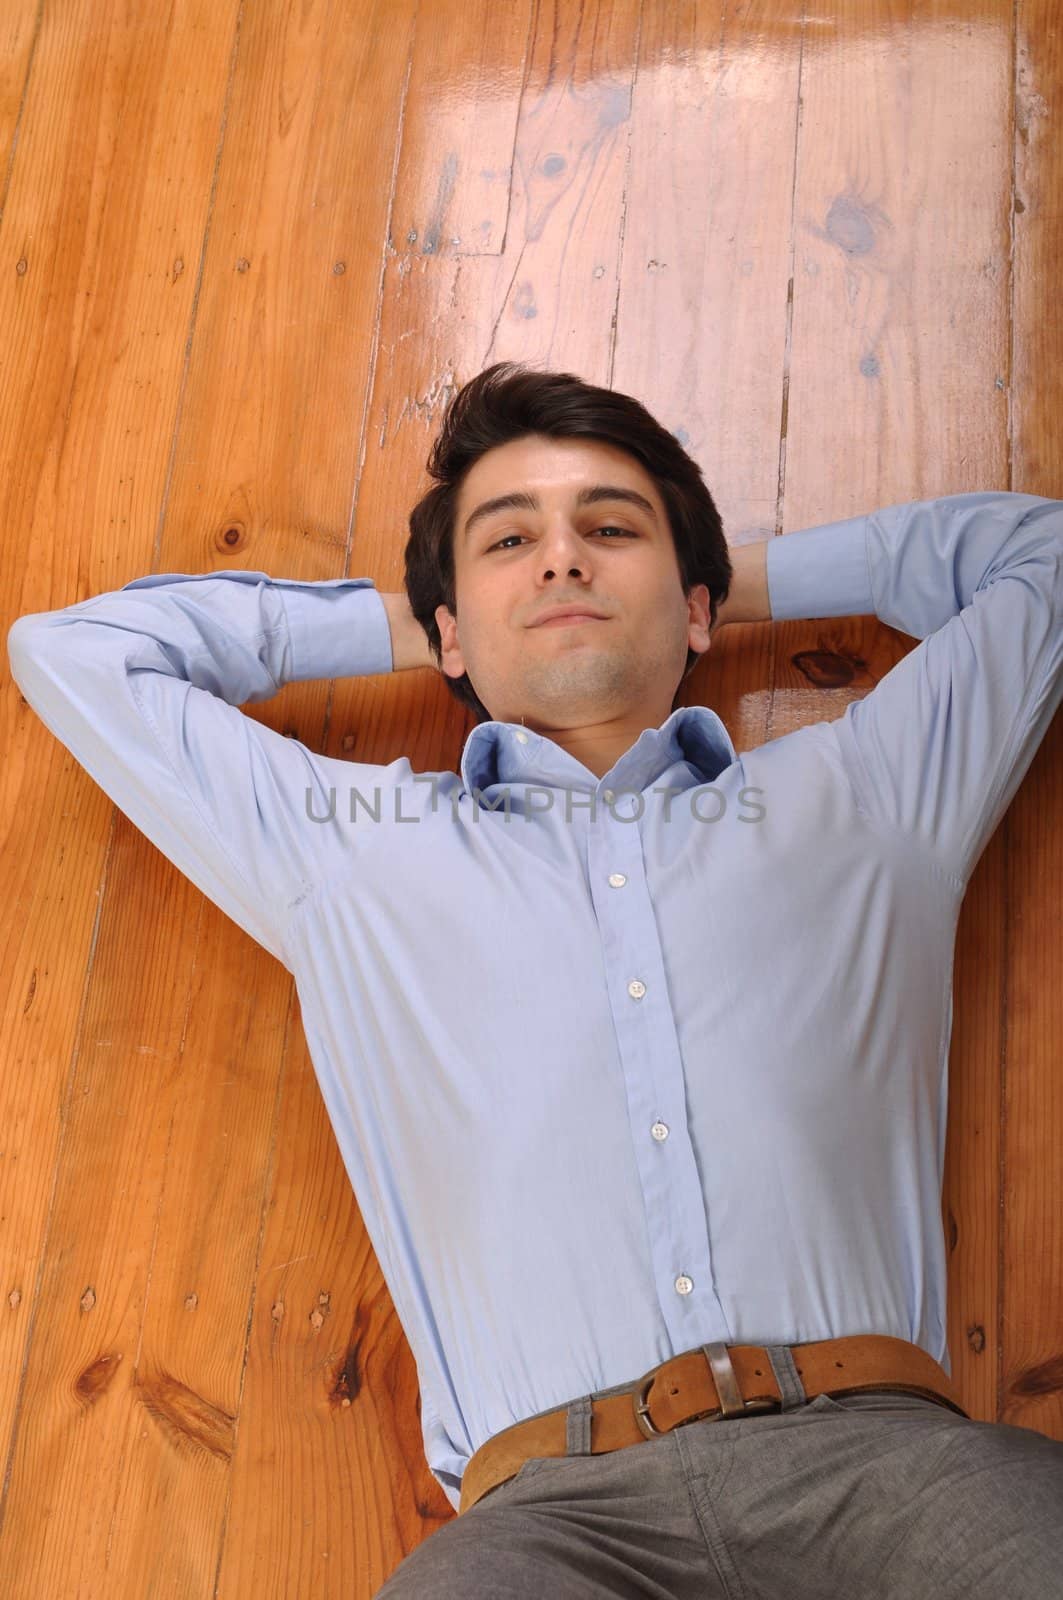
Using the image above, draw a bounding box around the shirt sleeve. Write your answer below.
[6,569,403,969]
[765,492,1063,885]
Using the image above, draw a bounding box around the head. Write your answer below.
[404,362,732,735]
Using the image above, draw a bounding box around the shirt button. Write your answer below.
[608,873,627,888]
[675,1274,694,1296]
[514,730,529,744]
[651,1121,669,1141]
[627,979,646,1000]
[603,788,615,803]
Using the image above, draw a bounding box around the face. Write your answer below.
[434,434,711,734]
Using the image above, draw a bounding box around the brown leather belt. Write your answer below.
[458,1335,968,1515]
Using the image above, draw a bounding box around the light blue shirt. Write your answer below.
[7,491,1061,1513]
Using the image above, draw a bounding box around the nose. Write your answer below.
[536,523,591,582]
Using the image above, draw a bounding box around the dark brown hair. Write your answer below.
[403,361,732,725]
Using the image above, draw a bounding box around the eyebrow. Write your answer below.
[462,484,658,543]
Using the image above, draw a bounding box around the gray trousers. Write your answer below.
[375,1345,1063,1598]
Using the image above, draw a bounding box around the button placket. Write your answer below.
[588,778,720,1335]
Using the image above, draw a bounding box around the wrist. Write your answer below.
[381,591,434,672]
[714,539,772,628]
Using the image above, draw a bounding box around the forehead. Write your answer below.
[456,433,664,513]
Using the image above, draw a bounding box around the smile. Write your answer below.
[535,615,607,628]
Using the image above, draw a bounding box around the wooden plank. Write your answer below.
[0,1,417,1595]
[349,0,641,780]
[617,0,803,753]
[0,0,246,1574]
[388,0,532,258]
[1002,0,1063,1438]
[775,0,1017,1429]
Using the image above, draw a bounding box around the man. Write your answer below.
[8,361,1063,1597]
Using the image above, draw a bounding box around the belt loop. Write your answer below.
[763,1344,809,1412]
[565,1394,594,1456]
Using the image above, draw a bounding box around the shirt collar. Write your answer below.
[459,704,737,805]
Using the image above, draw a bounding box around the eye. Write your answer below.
[487,526,637,552]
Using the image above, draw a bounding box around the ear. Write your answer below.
[434,604,467,681]
[687,583,712,655]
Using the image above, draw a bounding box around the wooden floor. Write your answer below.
[2,0,1061,1593]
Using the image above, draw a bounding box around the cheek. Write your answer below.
[638,586,689,636]
[464,594,510,642]
[450,609,499,673]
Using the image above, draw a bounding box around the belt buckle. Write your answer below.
[634,1342,781,1439]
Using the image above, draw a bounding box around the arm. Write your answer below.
[380,590,438,672]
[6,570,420,968]
[762,492,1063,883]
[712,540,771,629]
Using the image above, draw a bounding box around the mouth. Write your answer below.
[534,613,607,628]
